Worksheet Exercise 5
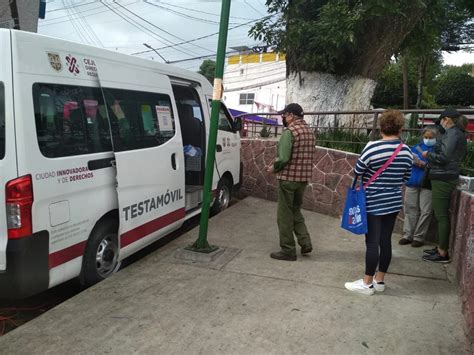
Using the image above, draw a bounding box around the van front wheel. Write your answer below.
[81,219,120,287]
[211,177,232,215]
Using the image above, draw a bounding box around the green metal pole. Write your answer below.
[188,0,231,252]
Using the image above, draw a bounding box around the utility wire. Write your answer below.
[161,1,257,21]
[244,0,266,17]
[99,2,167,50]
[160,1,257,21]
[70,0,104,47]
[62,0,91,44]
[100,1,196,59]
[47,1,97,13]
[40,3,117,26]
[131,14,274,56]
[65,0,102,47]
[167,51,240,64]
[126,1,214,54]
[142,1,242,26]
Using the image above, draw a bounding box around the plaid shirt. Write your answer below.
[277,119,315,182]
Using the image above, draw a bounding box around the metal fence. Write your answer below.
[234,109,474,175]
[235,109,474,140]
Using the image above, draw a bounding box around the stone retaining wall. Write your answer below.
[240,138,356,217]
[239,138,474,341]
[452,191,474,341]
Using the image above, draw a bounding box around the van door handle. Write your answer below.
[216,144,222,152]
[171,153,177,170]
[88,158,115,171]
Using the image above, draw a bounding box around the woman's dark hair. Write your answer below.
[380,110,405,136]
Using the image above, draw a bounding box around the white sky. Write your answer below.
[38,0,473,71]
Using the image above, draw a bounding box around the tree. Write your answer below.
[434,65,474,106]
[250,1,473,124]
[398,0,473,108]
[198,59,216,84]
[250,1,430,124]
[371,61,417,108]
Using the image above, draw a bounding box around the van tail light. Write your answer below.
[6,175,33,239]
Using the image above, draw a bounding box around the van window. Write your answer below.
[103,88,175,152]
[33,84,112,158]
[172,85,204,149]
[208,99,234,132]
[218,106,234,132]
[0,83,4,159]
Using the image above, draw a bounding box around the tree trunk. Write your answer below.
[416,57,428,108]
[286,71,377,128]
[402,57,409,109]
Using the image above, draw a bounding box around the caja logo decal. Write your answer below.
[66,54,80,75]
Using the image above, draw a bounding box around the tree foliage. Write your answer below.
[371,61,417,108]
[250,0,429,79]
[434,65,474,106]
[198,59,216,83]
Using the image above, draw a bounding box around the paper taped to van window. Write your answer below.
[155,106,173,132]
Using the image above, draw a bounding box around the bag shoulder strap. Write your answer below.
[364,142,404,189]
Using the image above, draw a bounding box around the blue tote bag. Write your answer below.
[341,142,404,235]
[341,178,368,234]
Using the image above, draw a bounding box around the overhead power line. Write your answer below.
[99,1,193,58]
[142,1,243,26]
[113,1,213,54]
[47,1,97,13]
[131,14,274,56]
[244,0,266,17]
[65,0,103,47]
[159,1,257,21]
[40,3,118,26]
[167,51,240,64]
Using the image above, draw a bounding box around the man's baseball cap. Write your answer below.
[278,103,304,117]
[439,107,461,120]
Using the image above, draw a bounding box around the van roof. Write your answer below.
[3,28,211,88]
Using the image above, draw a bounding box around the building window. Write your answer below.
[239,93,255,105]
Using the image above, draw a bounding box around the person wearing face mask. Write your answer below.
[399,127,437,248]
[421,108,467,263]
[267,103,315,261]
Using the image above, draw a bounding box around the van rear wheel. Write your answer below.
[81,219,120,287]
[211,177,232,215]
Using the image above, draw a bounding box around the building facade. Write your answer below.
[0,0,40,32]
[223,52,286,116]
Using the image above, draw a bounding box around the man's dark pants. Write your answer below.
[277,180,312,256]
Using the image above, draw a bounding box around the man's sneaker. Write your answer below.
[372,279,386,292]
[344,279,375,295]
[270,251,296,261]
[398,238,412,245]
[423,246,438,256]
[411,240,424,248]
[301,245,313,254]
[422,252,450,264]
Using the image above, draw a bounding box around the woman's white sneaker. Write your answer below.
[372,279,386,292]
[344,279,375,295]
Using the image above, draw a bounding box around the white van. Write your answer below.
[0,30,242,298]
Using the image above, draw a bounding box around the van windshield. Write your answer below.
[0,82,5,159]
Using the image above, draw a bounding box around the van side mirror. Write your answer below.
[234,117,243,132]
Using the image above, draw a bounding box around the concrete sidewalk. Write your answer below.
[1,197,471,354]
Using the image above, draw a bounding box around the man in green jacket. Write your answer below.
[267,103,316,261]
